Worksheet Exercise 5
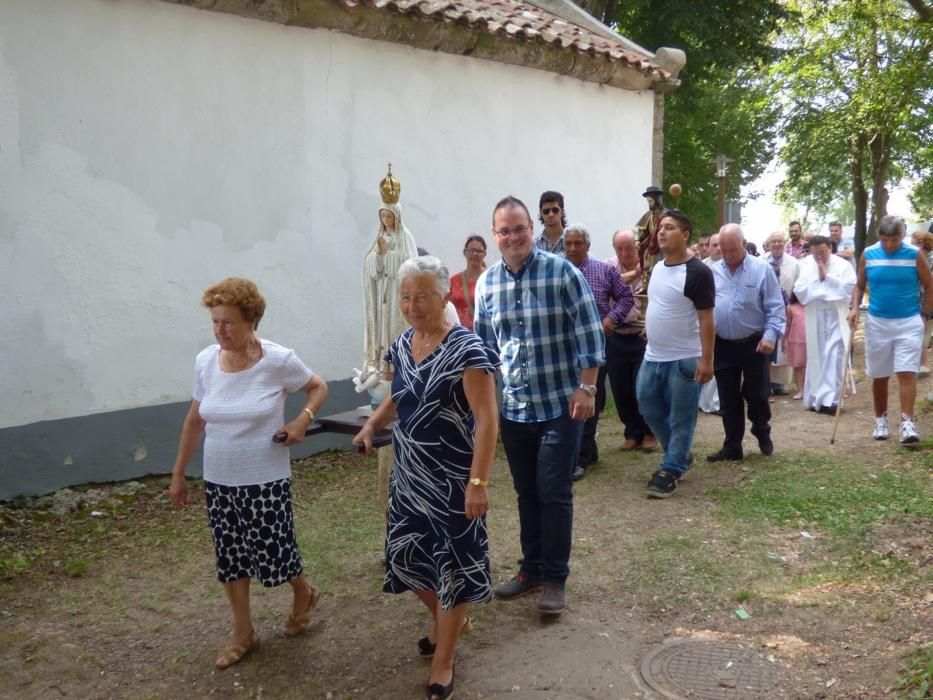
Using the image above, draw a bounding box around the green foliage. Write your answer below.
[774,0,933,242]
[581,0,789,232]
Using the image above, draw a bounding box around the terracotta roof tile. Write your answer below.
[341,0,664,78]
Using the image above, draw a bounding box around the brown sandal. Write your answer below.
[215,629,259,670]
[283,584,320,637]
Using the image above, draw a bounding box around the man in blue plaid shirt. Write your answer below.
[474,195,604,616]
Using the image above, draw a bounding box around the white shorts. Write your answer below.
[864,313,924,378]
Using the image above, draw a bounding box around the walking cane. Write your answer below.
[830,315,857,445]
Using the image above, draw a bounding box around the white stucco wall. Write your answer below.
[0,0,655,429]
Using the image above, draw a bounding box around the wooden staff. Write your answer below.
[830,315,857,445]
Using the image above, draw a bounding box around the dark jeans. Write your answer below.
[500,413,583,588]
[579,365,608,467]
[606,332,653,441]
[714,334,772,453]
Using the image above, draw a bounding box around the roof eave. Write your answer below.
[161,0,670,91]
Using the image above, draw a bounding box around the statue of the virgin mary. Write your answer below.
[355,164,418,403]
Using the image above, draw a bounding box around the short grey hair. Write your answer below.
[397,255,451,296]
[878,215,906,238]
[564,223,590,245]
[767,231,787,245]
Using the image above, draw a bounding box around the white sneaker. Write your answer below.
[873,414,889,440]
[899,414,919,444]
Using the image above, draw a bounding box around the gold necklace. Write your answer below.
[414,325,448,354]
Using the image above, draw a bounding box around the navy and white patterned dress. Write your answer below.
[384,325,500,609]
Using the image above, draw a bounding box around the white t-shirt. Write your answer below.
[644,257,715,362]
[194,339,313,486]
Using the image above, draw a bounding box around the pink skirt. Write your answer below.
[786,342,806,368]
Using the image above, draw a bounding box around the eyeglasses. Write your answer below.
[494,225,530,238]
[541,207,561,215]
[465,248,486,255]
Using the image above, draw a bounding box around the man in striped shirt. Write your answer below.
[563,224,635,480]
[708,224,786,462]
[475,196,604,616]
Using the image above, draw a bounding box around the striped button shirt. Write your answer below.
[534,231,565,255]
[474,248,605,423]
[711,254,786,343]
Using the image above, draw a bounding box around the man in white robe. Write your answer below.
[793,235,856,413]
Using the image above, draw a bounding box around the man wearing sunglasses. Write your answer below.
[475,195,604,616]
[535,190,567,254]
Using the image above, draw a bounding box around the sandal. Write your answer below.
[215,629,259,670]
[425,665,455,700]
[418,615,473,658]
[283,584,320,637]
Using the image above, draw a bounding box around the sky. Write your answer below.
[740,162,921,247]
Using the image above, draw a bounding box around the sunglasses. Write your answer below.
[541,207,561,215]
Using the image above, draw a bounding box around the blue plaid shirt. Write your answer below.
[474,248,605,422]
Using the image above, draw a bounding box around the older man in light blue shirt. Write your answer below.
[708,224,786,462]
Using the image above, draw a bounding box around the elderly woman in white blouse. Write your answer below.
[169,277,328,670]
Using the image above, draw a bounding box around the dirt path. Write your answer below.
[1,365,930,699]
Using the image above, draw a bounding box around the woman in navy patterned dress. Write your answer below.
[354,256,499,700]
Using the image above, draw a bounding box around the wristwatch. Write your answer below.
[578,383,597,397]
[469,477,489,487]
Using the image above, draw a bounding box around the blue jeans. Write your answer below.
[500,413,583,588]
[635,358,700,476]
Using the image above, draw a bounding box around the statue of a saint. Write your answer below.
[635,185,665,286]
[356,164,418,404]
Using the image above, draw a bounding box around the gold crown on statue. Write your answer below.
[380,162,401,205]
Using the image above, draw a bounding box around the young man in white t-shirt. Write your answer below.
[635,209,715,498]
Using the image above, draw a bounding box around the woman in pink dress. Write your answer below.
[782,292,808,399]
[449,235,487,330]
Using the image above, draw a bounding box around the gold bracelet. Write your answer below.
[303,407,315,422]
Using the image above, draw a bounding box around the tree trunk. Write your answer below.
[851,133,869,258]
[867,131,890,242]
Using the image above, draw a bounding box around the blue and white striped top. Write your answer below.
[474,248,605,423]
[864,241,920,319]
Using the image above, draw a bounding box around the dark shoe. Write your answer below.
[537,585,566,615]
[572,465,586,481]
[707,448,743,463]
[494,573,542,600]
[425,667,455,700]
[417,616,473,657]
[758,435,774,456]
[646,470,678,498]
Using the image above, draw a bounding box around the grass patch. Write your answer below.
[893,644,933,699]
[292,453,386,590]
[711,453,932,539]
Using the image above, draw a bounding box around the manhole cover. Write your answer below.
[640,638,779,699]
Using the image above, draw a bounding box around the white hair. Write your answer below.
[564,223,590,245]
[767,231,787,245]
[397,255,451,296]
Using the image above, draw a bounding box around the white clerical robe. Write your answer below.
[793,254,857,410]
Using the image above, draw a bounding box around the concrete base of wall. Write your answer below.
[0,378,365,501]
